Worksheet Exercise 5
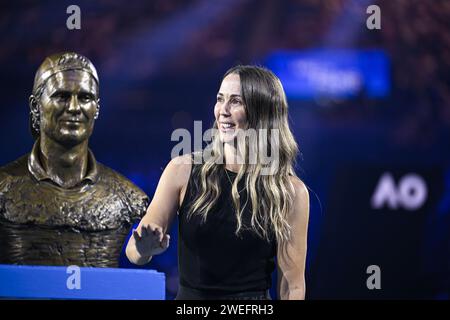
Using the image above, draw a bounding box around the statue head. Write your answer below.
[29,52,100,145]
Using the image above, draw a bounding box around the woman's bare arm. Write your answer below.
[277,177,310,300]
[125,154,192,265]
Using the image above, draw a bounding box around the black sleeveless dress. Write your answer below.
[176,160,277,300]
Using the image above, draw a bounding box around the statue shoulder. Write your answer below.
[95,162,149,218]
[0,154,29,188]
[96,163,147,196]
[0,155,30,219]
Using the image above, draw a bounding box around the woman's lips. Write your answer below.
[219,122,236,132]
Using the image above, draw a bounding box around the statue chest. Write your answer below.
[0,175,134,230]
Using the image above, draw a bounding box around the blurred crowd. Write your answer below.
[0,0,448,150]
[380,0,450,150]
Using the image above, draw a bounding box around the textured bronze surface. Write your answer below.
[0,52,149,267]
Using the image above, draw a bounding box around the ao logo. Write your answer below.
[371,173,427,210]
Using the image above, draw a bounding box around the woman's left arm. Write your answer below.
[277,177,310,300]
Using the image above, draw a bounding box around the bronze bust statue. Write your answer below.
[0,52,149,267]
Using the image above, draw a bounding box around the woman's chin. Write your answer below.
[218,130,237,143]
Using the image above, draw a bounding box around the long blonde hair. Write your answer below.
[187,65,299,243]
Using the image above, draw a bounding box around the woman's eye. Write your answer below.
[217,96,223,102]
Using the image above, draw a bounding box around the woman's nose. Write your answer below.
[219,101,231,116]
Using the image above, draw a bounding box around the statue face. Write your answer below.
[39,70,99,145]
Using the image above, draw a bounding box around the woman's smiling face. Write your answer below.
[214,73,248,143]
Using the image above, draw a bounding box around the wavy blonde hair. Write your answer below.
[187,65,299,243]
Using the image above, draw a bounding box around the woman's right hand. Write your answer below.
[126,155,192,265]
[131,223,170,260]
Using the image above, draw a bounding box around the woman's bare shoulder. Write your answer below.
[165,154,193,188]
[289,176,309,203]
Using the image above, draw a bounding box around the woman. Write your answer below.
[125,65,309,300]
